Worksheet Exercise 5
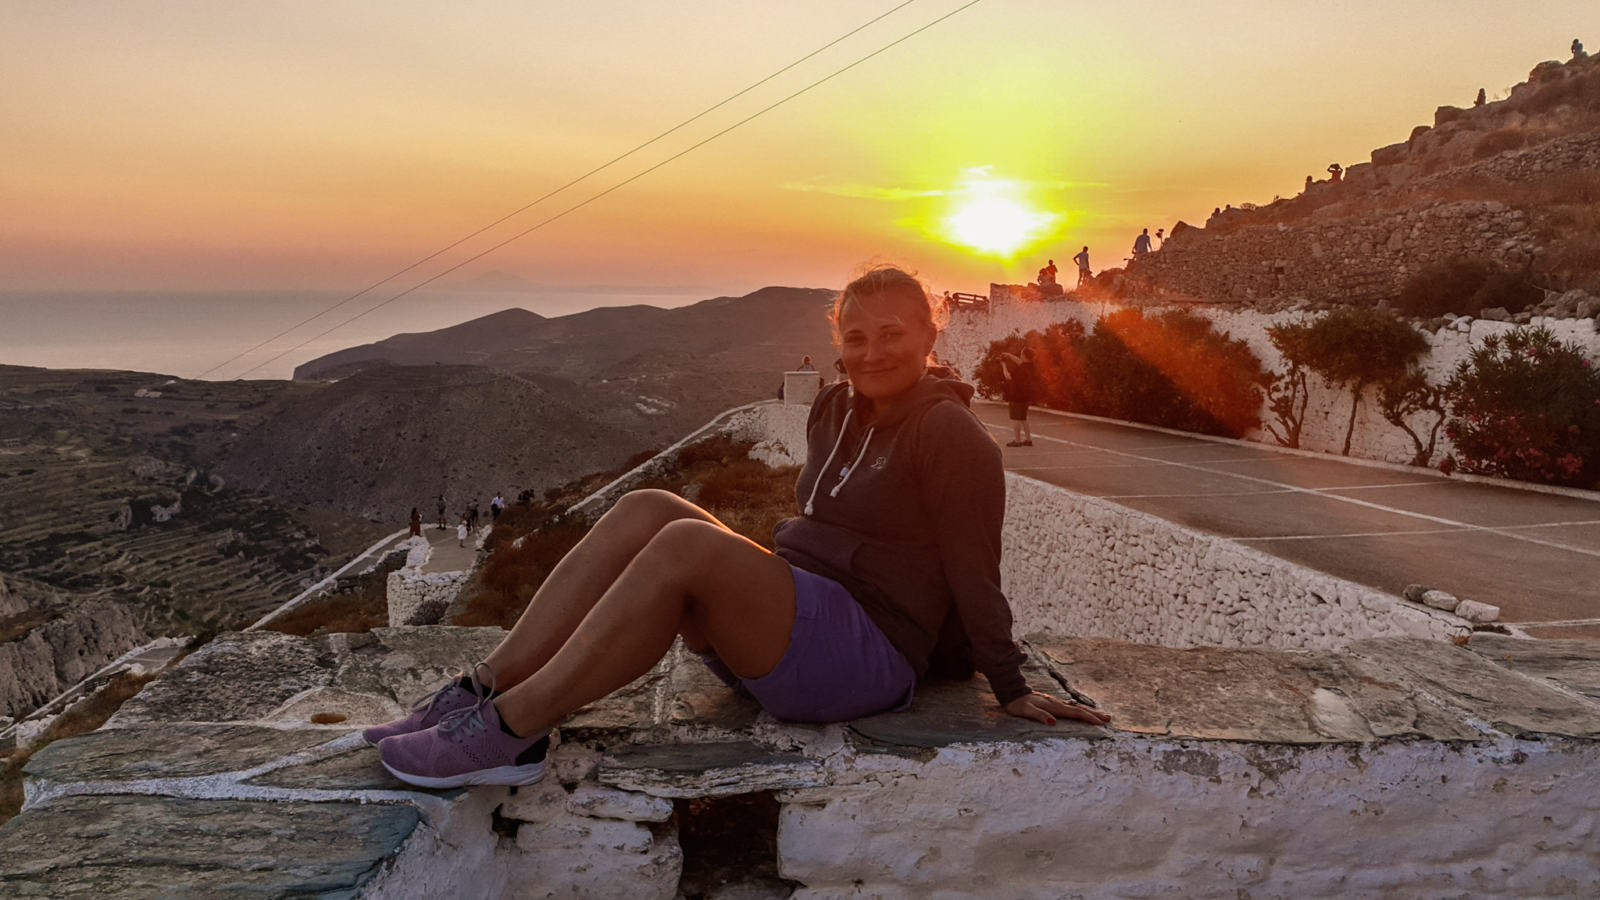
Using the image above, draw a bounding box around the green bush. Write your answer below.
[1397,259,1542,318]
[1443,327,1600,487]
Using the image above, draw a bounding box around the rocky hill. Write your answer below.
[1119,50,1600,309]
[271,286,838,516]
[0,366,392,719]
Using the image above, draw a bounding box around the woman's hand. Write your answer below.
[1004,691,1111,727]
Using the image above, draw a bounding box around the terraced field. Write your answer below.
[0,366,392,718]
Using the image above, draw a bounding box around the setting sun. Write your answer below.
[937,171,1058,259]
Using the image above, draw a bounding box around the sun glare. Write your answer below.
[937,171,1058,259]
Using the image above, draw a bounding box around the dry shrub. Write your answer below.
[1473,127,1527,158]
[260,558,400,637]
[451,436,799,630]
[2,670,159,825]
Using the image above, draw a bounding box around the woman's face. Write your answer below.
[838,291,936,407]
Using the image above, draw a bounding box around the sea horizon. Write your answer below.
[0,285,725,381]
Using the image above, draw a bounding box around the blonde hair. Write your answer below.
[828,264,947,345]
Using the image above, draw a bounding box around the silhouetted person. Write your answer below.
[1305,174,1314,191]
[1133,228,1152,256]
[1073,246,1091,286]
[1154,228,1164,248]
[1474,88,1486,107]
[1574,38,1586,59]
[1327,163,1343,183]
[409,507,422,538]
[1044,259,1058,282]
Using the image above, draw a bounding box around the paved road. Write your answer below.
[975,402,1600,639]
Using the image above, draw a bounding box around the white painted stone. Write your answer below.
[1421,589,1461,611]
[1455,599,1501,623]
[497,839,682,900]
[565,782,674,823]
[516,816,655,854]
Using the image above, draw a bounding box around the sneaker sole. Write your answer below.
[381,760,546,789]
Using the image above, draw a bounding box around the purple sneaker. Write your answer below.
[362,664,487,746]
[378,694,549,789]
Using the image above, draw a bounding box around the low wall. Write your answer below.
[1002,473,1465,649]
[937,289,1600,466]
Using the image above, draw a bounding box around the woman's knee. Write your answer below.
[600,489,710,538]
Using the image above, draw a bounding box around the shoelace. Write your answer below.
[438,661,499,739]
[409,665,467,717]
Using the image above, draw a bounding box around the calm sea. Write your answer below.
[0,287,712,381]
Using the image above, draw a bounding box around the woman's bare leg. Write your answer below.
[481,489,725,687]
[493,518,796,737]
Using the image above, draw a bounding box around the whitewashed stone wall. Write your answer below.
[938,289,1600,465]
[775,734,1600,899]
[386,569,470,627]
[724,402,809,468]
[1002,473,1466,649]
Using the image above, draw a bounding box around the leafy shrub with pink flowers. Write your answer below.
[1442,327,1600,487]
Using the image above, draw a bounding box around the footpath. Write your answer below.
[976,402,1600,639]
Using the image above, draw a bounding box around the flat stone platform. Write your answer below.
[976,402,1600,638]
[4,625,1600,898]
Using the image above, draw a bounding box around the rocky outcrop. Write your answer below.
[1124,53,1600,306]
[0,589,149,720]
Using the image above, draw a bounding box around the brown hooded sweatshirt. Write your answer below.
[773,373,1031,705]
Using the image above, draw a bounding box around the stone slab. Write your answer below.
[1345,637,1600,738]
[245,743,410,792]
[106,631,335,726]
[0,794,419,899]
[108,626,505,728]
[848,651,1106,752]
[24,724,335,783]
[598,741,824,798]
[1467,634,1600,702]
[1032,635,1486,743]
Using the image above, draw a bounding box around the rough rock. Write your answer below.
[1421,589,1461,611]
[0,795,420,898]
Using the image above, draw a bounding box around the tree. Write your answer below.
[1285,308,1430,456]
[1378,369,1447,467]
[1265,320,1314,448]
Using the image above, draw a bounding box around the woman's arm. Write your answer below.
[916,402,1110,726]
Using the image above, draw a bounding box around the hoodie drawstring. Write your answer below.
[828,425,874,501]
[803,406,853,516]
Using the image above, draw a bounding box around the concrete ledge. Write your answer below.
[4,626,1599,898]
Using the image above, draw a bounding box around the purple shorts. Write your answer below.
[701,565,915,723]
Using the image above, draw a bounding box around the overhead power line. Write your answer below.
[195,0,924,381]
[223,0,984,380]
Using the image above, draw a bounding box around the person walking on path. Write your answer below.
[491,493,506,522]
[1073,247,1091,287]
[363,265,1108,790]
[468,500,481,530]
[456,515,469,548]
[409,508,423,538]
[436,495,447,530]
[1001,347,1038,447]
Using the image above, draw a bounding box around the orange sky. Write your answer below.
[3,1,1596,300]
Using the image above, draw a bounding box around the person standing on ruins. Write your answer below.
[364,265,1109,789]
[1073,246,1092,287]
[1133,228,1152,256]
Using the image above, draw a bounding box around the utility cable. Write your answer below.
[193,0,921,380]
[230,0,985,380]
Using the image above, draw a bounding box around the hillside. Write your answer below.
[1118,50,1600,309]
[265,286,838,516]
[0,366,393,719]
